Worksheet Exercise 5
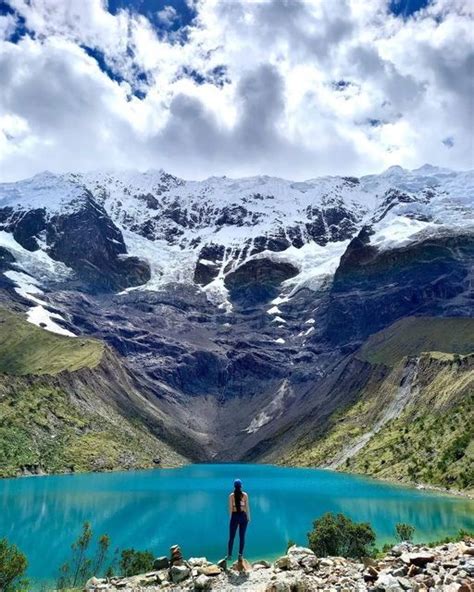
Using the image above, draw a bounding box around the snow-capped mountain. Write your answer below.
[0,165,472,464]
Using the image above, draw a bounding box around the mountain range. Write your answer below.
[0,164,472,491]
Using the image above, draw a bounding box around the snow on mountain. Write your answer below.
[0,165,472,315]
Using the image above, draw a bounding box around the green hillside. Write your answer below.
[0,307,103,375]
[0,307,186,476]
[283,317,474,492]
[357,316,474,367]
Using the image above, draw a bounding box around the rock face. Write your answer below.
[0,165,472,479]
[85,539,474,591]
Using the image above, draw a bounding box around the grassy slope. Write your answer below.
[357,317,474,367]
[0,307,186,477]
[283,317,474,492]
[0,307,104,375]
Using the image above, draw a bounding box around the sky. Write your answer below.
[0,0,472,181]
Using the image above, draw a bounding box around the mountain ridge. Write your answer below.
[0,165,472,488]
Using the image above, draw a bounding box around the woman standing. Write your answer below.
[227,478,251,562]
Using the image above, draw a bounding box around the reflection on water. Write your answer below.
[1,464,473,586]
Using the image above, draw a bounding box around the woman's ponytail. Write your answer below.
[234,483,243,512]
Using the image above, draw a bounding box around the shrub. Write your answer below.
[119,549,155,577]
[0,538,28,592]
[57,522,111,590]
[395,523,415,542]
[307,512,376,558]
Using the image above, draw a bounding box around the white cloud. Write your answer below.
[0,0,472,181]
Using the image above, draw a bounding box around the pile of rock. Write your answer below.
[84,539,474,591]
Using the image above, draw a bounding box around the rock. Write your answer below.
[85,577,106,590]
[153,556,169,570]
[374,572,404,591]
[274,555,290,570]
[392,566,407,577]
[199,564,222,576]
[170,564,190,583]
[401,551,435,566]
[188,557,209,567]
[363,565,379,581]
[300,554,319,572]
[397,576,413,589]
[252,559,271,568]
[217,557,227,571]
[265,582,291,592]
[194,574,212,590]
[231,558,252,572]
[320,558,334,567]
[170,544,184,566]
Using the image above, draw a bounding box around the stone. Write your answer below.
[363,565,379,581]
[252,559,271,568]
[396,576,413,590]
[275,555,290,570]
[217,557,227,571]
[401,552,435,567]
[85,577,106,590]
[265,582,291,592]
[300,554,319,572]
[170,564,190,583]
[374,572,404,591]
[153,556,169,570]
[199,564,222,576]
[169,544,184,566]
[188,557,209,567]
[194,574,212,590]
[320,558,334,567]
[231,558,252,572]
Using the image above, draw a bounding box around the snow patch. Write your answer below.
[26,305,75,337]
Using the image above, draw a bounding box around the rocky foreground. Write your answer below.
[85,540,474,591]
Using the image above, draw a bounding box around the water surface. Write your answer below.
[1,464,473,586]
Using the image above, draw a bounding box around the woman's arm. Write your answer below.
[246,494,251,522]
[228,493,233,516]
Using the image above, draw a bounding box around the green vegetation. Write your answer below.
[119,549,155,577]
[0,538,28,592]
[347,392,473,491]
[0,307,103,376]
[0,381,179,477]
[357,317,474,367]
[283,317,474,493]
[0,308,185,477]
[396,523,415,542]
[307,513,376,558]
[57,522,111,590]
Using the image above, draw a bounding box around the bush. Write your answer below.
[0,538,28,592]
[307,512,376,558]
[57,522,111,590]
[119,549,155,577]
[396,523,415,542]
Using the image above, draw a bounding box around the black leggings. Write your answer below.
[228,511,248,556]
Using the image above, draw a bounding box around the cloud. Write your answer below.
[0,0,472,181]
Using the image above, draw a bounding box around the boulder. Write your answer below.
[194,573,212,590]
[170,564,190,583]
[153,556,169,570]
[188,557,209,567]
[274,555,290,570]
[401,551,435,566]
[170,544,184,566]
[374,572,404,591]
[199,564,222,576]
[217,557,227,571]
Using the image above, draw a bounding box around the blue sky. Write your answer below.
[0,0,472,181]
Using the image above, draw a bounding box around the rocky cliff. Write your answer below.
[0,165,472,486]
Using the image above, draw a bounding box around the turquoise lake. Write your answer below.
[1,463,473,587]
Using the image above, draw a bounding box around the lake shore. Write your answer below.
[85,539,474,591]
